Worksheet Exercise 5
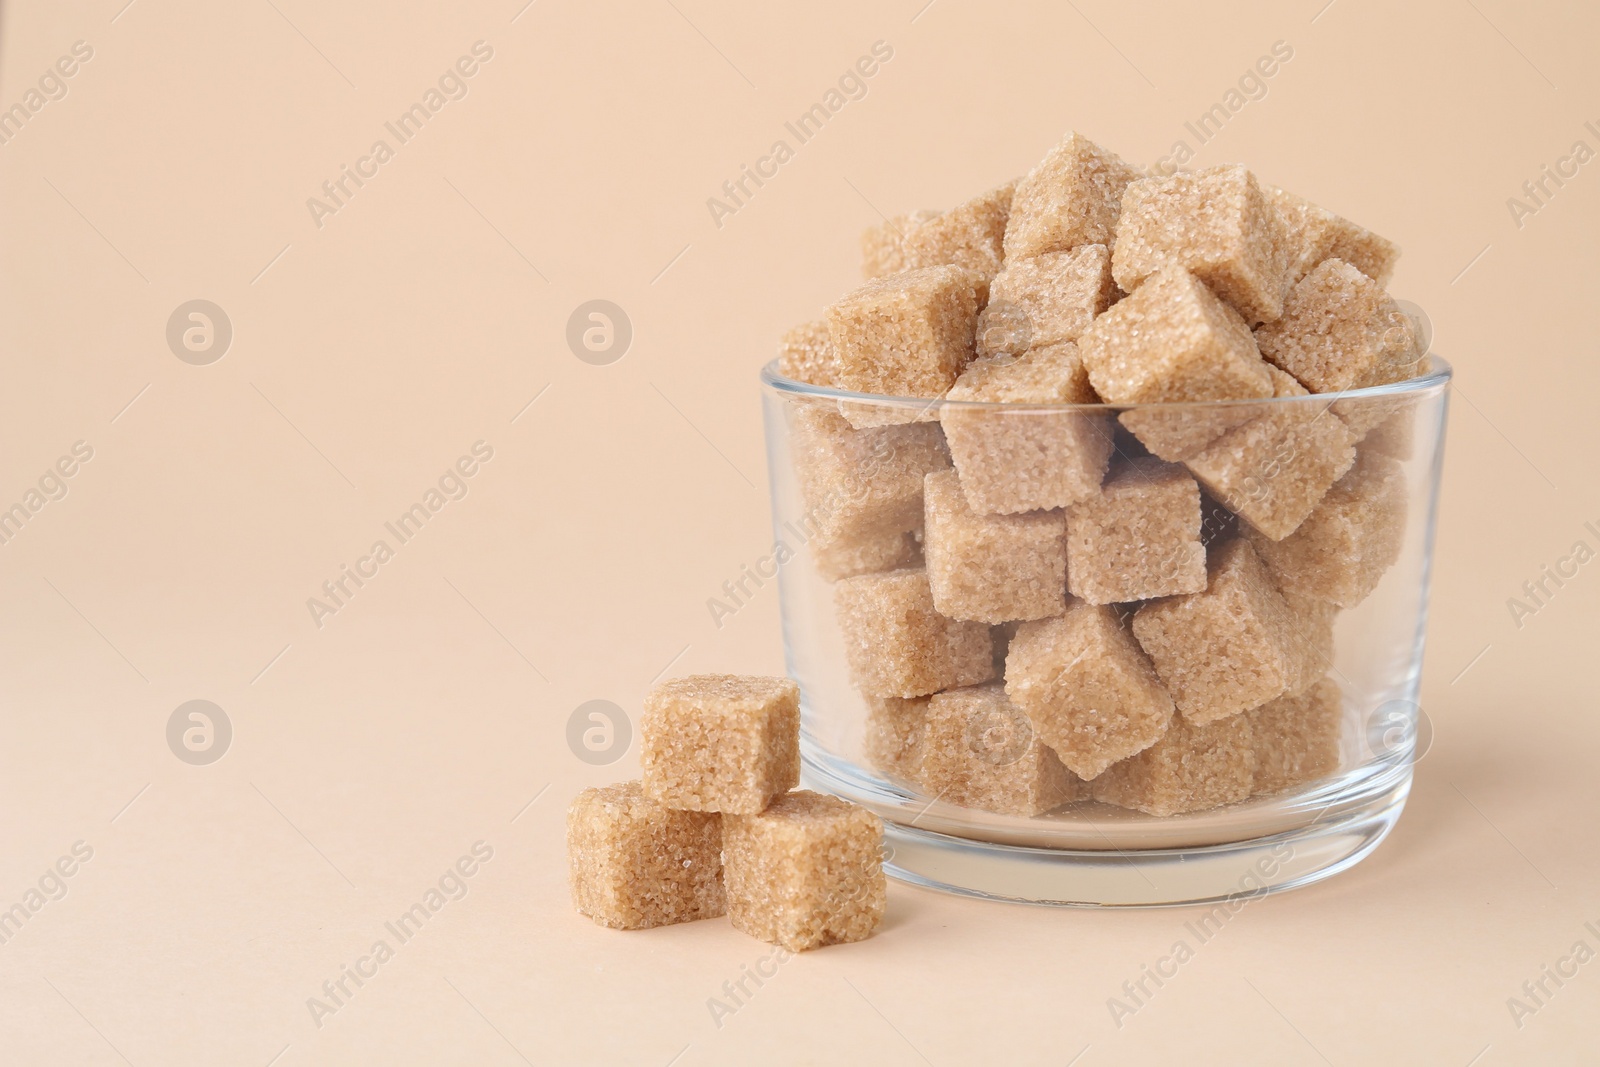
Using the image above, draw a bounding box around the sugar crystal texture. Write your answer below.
[834,568,994,698]
[920,683,1087,815]
[1283,592,1338,687]
[828,265,988,402]
[923,469,1067,624]
[1066,458,1207,604]
[777,319,837,387]
[1004,132,1144,260]
[1184,365,1357,541]
[1077,267,1274,460]
[861,209,940,280]
[1092,714,1256,816]
[789,405,947,580]
[1246,449,1408,607]
[1131,539,1313,724]
[1248,677,1342,795]
[1255,258,1422,401]
[641,675,800,814]
[863,694,928,785]
[1266,185,1400,285]
[942,343,1114,514]
[567,781,725,929]
[975,244,1115,358]
[1358,402,1417,460]
[1004,601,1174,779]
[900,183,1014,278]
[1112,165,1291,324]
[723,790,886,952]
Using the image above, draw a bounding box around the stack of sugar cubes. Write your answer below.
[567,674,886,950]
[778,132,1420,818]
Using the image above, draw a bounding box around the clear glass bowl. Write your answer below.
[760,356,1451,906]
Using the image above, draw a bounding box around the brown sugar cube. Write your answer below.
[1266,185,1400,286]
[863,695,929,784]
[724,791,886,952]
[923,470,1067,624]
[777,319,837,387]
[1112,165,1291,324]
[1004,132,1143,260]
[921,683,1087,815]
[1358,402,1417,460]
[975,244,1116,358]
[1066,458,1207,604]
[1246,449,1408,608]
[901,183,1014,278]
[1004,602,1174,780]
[942,343,1114,514]
[567,781,725,929]
[1131,539,1312,724]
[861,209,940,280]
[828,265,988,402]
[1093,714,1255,816]
[1255,259,1423,401]
[790,406,947,580]
[1248,677,1342,794]
[1077,267,1274,461]
[1283,592,1338,690]
[1184,366,1357,541]
[641,675,800,815]
[834,569,994,698]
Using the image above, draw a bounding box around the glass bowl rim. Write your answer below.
[759,354,1452,412]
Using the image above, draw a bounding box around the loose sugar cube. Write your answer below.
[901,183,1014,278]
[1112,165,1291,324]
[834,569,994,698]
[1246,450,1408,607]
[942,344,1114,514]
[1255,259,1422,396]
[1131,539,1312,724]
[641,675,800,815]
[1077,267,1275,460]
[790,406,947,580]
[777,319,837,387]
[1004,132,1143,260]
[1093,714,1255,816]
[861,209,940,280]
[1184,366,1357,541]
[1004,602,1174,780]
[724,791,886,952]
[863,695,928,784]
[975,244,1116,358]
[923,470,1067,623]
[1267,185,1400,285]
[828,265,988,401]
[1066,458,1207,604]
[567,781,725,929]
[1249,677,1342,794]
[921,684,1087,815]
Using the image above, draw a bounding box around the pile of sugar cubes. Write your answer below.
[567,675,886,950]
[779,132,1420,818]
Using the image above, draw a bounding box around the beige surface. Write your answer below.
[1,0,1597,1063]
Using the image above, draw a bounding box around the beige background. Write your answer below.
[1,0,1597,1063]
